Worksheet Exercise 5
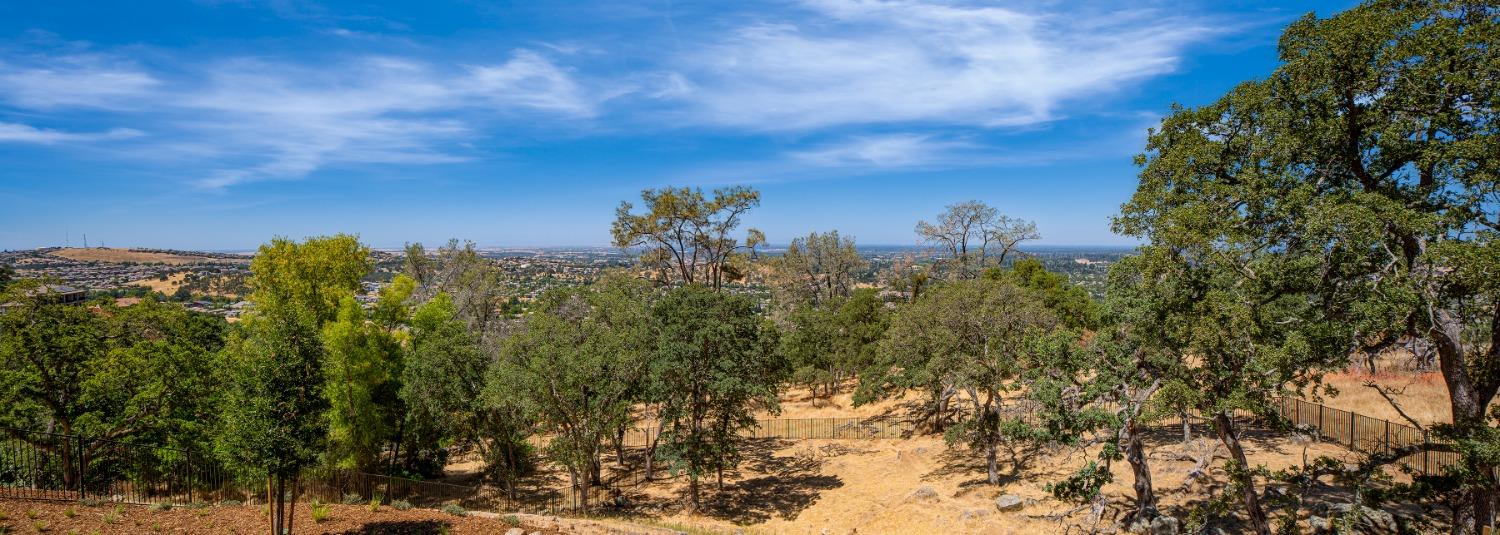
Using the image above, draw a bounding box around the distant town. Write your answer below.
[0,244,1131,320]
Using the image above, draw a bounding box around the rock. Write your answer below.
[504,529,524,535]
[1125,515,1178,535]
[1324,503,1398,534]
[908,486,938,501]
[1307,516,1333,534]
[1147,516,1179,535]
[994,494,1024,512]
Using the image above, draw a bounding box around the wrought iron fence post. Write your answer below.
[76,434,86,501]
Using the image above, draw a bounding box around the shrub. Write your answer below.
[217,499,241,507]
[391,500,412,511]
[310,501,331,523]
[369,496,381,512]
[502,514,520,526]
[149,502,171,512]
[340,493,363,505]
[78,498,104,507]
[102,513,119,525]
[440,504,466,517]
[63,507,76,518]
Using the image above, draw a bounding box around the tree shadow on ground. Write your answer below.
[333,520,453,534]
[923,439,1050,492]
[689,437,845,523]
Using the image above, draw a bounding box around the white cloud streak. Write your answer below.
[0,122,143,144]
[671,0,1213,130]
[0,50,597,188]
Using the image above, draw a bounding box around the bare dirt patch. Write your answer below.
[0,499,695,534]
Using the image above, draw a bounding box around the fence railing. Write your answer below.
[1271,397,1460,476]
[620,417,915,447]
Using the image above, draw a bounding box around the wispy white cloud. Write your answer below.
[669,0,1213,130]
[0,55,159,109]
[0,122,143,144]
[789,134,976,168]
[0,49,598,189]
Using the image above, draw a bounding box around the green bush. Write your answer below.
[440,504,466,517]
[340,493,363,505]
[391,499,412,511]
[309,500,331,523]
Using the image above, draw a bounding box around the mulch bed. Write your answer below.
[0,499,562,534]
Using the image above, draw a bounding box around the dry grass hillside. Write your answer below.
[48,247,248,265]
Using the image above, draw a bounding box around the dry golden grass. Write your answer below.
[48,247,247,265]
[129,271,190,293]
[443,385,1420,534]
[1318,368,1454,426]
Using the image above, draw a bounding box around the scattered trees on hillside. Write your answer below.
[612,186,765,290]
[915,200,1038,278]
[650,285,784,510]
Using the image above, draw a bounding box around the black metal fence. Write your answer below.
[1,427,233,504]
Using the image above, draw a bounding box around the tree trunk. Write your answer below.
[688,474,701,512]
[1213,412,1269,535]
[1181,409,1192,445]
[716,463,724,492]
[1435,310,1500,535]
[273,474,285,535]
[644,431,659,481]
[1125,417,1158,521]
[286,477,298,535]
[985,441,1000,485]
[614,426,628,468]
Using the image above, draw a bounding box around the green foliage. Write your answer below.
[391,499,412,511]
[487,273,652,501]
[1046,461,1113,503]
[612,186,763,289]
[309,500,331,523]
[214,310,328,480]
[651,284,785,508]
[993,258,1100,330]
[1113,1,1500,530]
[401,292,518,477]
[0,288,223,481]
[246,234,371,325]
[440,503,466,517]
[321,295,401,471]
[767,230,867,306]
[781,289,888,399]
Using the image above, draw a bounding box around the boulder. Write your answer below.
[908,486,938,501]
[503,529,524,535]
[1324,503,1398,534]
[994,494,1025,512]
[1125,515,1179,535]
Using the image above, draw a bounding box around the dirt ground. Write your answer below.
[0,499,696,535]
[436,387,1444,534]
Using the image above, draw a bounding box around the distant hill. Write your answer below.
[46,248,250,265]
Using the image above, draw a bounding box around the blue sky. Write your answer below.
[0,0,1355,250]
